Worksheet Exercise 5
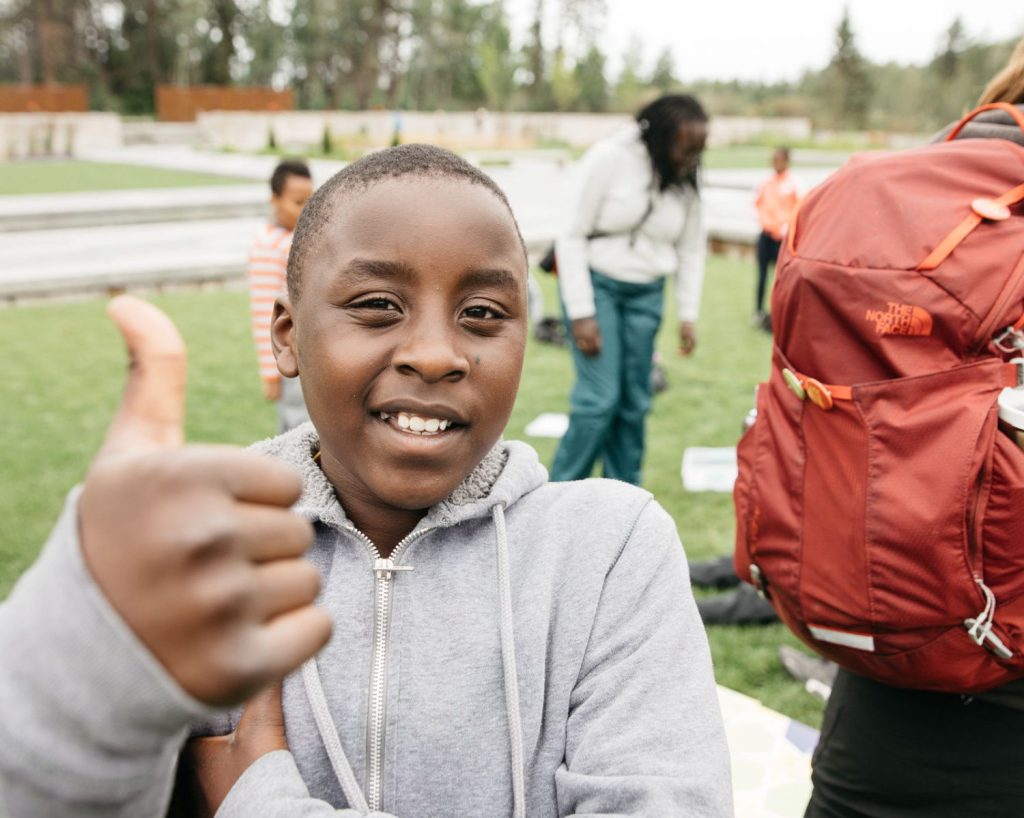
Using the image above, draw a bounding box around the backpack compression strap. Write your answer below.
[917,103,1024,271]
[917,181,1024,272]
[781,364,1024,411]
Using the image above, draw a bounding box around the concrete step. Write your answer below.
[0,185,269,232]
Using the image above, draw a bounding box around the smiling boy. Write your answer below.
[189,144,732,817]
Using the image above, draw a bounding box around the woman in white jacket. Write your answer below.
[551,94,709,486]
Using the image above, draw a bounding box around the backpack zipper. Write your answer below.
[974,250,1024,350]
[965,463,987,577]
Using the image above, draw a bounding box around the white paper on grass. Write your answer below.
[681,447,737,492]
[524,412,569,438]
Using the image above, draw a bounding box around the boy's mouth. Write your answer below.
[377,410,458,436]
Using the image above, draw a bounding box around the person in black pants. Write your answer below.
[805,671,1024,818]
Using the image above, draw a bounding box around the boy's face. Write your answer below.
[772,150,789,174]
[275,177,528,519]
[272,174,314,231]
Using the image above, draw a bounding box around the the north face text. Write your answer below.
[864,303,933,336]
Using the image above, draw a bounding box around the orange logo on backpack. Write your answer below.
[864,303,933,336]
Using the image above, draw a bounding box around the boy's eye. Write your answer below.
[350,296,400,311]
[347,295,403,326]
[462,304,506,321]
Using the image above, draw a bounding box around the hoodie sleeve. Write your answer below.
[216,750,397,817]
[554,499,733,817]
[0,488,216,817]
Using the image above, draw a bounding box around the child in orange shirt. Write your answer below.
[753,146,798,330]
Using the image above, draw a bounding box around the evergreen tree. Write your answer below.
[614,36,646,112]
[649,47,677,94]
[477,1,515,110]
[574,44,608,112]
[821,7,873,129]
[550,47,579,111]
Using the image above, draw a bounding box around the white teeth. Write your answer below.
[390,412,454,435]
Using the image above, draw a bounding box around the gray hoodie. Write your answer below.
[0,429,732,816]
[202,425,732,817]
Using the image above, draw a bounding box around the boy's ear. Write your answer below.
[271,297,299,378]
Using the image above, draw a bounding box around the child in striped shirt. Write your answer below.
[248,159,314,431]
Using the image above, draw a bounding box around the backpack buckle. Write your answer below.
[993,326,1024,354]
[963,618,1014,659]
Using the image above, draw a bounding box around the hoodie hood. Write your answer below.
[251,422,548,532]
[934,103,1024,147]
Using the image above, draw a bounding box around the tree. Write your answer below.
[402,0,490,110]
[476,1,515,110]
[549,47,578,110]
[649,46,677,94]
[925,17,974,125]
[613,36,645,112]
[574,43,607,111]
[821,7,873,129]
[933,17,967,80]
[521,0,550,109]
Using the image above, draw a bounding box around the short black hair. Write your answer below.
[287,144,526,301]
[636,94,709,191]
[775,146,791,160]
[270,159,312,197]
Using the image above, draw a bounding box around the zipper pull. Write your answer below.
[374,558,414,580]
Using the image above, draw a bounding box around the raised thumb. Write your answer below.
[99,295,187,459]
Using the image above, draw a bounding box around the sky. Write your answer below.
[506,0,1024,83]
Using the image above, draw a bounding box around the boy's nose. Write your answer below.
[391,324,470,383]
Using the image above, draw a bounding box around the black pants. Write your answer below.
[806,669,1024,818]
[756,230,781,314]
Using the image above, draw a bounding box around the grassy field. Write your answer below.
[0,160,251,195]
[703,144,847,169]
[0,255,826,727]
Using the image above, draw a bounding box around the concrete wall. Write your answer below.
[197,110,813,153]
[0,110,815,159]
[0,113,123,160]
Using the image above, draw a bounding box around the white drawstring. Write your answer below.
[301,657,371,815]
[492,504,526,818]
[298,508,527,817]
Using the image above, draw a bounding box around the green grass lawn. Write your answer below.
[0,254,826,727]
[0,161,252,195]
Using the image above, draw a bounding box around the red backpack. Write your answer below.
[733,103,1024,693]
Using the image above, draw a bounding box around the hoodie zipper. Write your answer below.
[344,525,433,813]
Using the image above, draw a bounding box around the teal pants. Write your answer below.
[551,270,665,485]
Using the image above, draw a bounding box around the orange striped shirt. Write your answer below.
[247,223,292,384]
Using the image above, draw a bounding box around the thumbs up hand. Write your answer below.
[77,296,331,707]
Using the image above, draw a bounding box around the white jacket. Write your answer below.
[556,124,707,322]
